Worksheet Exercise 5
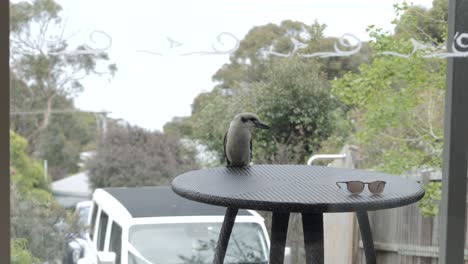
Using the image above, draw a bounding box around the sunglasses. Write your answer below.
[336,181,386,194]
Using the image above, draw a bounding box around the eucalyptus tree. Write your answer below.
[10,0,117,154]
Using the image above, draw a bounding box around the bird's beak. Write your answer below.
[255,121,270,129]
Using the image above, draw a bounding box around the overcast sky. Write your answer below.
[55,0,433,131]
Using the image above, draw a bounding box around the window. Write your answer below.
[89,202,98,240]
[97,210,109,251]
[109,221,122,264]
[128,222,268,264]
[78,206,91,224]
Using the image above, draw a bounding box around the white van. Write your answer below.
[77,186,270,264]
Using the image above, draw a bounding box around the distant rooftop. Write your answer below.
[52,171,91,197]
[52,171,91,207]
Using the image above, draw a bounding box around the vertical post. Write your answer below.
[102,112,108,139]
[43,160,48,182]
[439,0,468,263]
[0,2,9,263]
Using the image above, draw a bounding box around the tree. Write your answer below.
[331,1,448,216]
[9,0,109,178]
[11,238,40,264]
[11,73,99,179]
[10,183,68,263]
[163,116,194,139]
[165,20,363,164]
[211,20,371,90]
[9,0,117,155]
[250,56,346,164]
[37,109,98,179]
[394,0,448,44]
[10,130,50,202]
[87,124,200,189]
[332,42,445,173]
[10,131,82,263]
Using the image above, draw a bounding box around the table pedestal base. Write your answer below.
[213,207,238,264]
[357,211,377,264]
[303,213,324,264]
[213,209,376,264]
[269,212,290,264]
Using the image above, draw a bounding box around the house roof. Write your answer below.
[52,171,91,197]
[101,186,252,218]
[52,171,92,207]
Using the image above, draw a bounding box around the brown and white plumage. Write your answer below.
[224,113,269,167]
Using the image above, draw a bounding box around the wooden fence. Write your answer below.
[324,145,468,264]
[359,174,468,264]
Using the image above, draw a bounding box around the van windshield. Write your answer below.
[128,222,268,264]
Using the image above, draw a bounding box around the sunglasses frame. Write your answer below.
[336,180,387,194]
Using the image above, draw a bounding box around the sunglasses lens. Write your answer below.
[369,181,386,194]
[346,181,365,194]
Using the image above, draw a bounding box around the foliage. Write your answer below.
[211,20,327,93]
[11,74,99,179]
[10,131,84,262]
[332,46,445,173]
[9,0,116,158]
[10,130,51,202]
[212,20,371,88]
[251,57,346,164]
[87,124,201,189]
[417,181,442,217]
[37,110,97,179]
[188,89,238,163]
[185,57,346,165]
[165,20,366,164]
[11,238,40,264]
[331,1,447,216]
[394,0,448,44]
[307,36,373,80]
[10,183,69,263]
[163,116,194,138]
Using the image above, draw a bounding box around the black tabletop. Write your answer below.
[171,165,425,213]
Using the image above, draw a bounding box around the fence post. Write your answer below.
[323,145,361,264]
[43,159,48,182]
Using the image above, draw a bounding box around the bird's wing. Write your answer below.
[223,131,231,166]
[250,137,253,162]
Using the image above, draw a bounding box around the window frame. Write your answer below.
[89,202,99,241]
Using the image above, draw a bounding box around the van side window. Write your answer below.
[109,222,122,264]
[97,210,109,251]
[89,202,98,240]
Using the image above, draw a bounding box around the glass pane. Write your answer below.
[109,222,122,264]
[97,210,109,251]
[10,0,461,263]
[129,222,268,264]
[78,206,91,224]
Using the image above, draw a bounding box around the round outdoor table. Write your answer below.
[171,165,425,264]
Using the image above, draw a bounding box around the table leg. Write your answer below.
[302,213,324,264]
[356,211,376,264]
[213,207,238,264]
[269,212,290,264]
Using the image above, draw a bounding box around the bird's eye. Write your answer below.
[241,117,248,123]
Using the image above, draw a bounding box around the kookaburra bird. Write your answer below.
[224,113,270,166]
